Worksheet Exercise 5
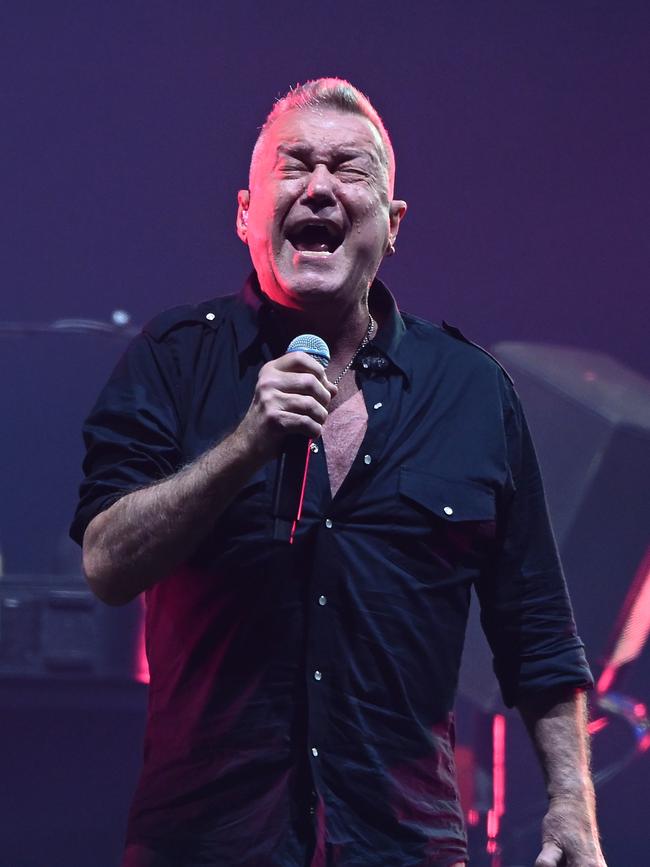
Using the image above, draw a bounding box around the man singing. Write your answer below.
[71,79,606,866]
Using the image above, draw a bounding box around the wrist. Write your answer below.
[548,784,595,809]
[221,421,269,473]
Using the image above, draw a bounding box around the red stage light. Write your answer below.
[597,545,650,694]
[486,714,506,857]
[133,595,150,684]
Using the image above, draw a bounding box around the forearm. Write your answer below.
[82,425,262,605]
[519,687,604,864]
[519,687,594,800]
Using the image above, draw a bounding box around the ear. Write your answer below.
[236,189,250,244]
[386,199,407,254]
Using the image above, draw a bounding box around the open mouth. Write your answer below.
[286,221,344,254]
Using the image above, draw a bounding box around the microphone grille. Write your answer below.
[286,334,330,368]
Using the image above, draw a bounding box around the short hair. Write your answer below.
[249,77,395,193]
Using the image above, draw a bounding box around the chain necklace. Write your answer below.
[331,313,376,387]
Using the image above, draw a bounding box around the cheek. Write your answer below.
[260,189,298,247]
[348,197,390,247]
[247,208,280,256]
[249,180,283,223]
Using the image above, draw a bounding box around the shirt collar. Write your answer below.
[231,272,269,354]
[231,272,412,384]
[357,277,412,385]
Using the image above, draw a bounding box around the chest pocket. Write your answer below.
[395,466,497,574]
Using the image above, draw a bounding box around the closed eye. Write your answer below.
[278,160,308,175]
[337,164,369,178]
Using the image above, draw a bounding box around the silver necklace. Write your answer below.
[331,314,376,387]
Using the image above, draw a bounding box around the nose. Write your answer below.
[304,163,336,207]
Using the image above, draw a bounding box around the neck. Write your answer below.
[268,294,373,371]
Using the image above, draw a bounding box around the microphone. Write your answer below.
[271,334,330,543]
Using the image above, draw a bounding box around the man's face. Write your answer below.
[237,107,406,312]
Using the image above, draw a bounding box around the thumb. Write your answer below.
[535,841,564,867]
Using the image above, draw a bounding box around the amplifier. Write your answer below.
[0,575,144,681]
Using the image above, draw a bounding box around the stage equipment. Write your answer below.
[0,314,136,577]
[0,575,144,681]
[0,669,147,867]
[0,571,147,867]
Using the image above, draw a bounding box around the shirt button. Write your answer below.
[205,312,216,321]
[373,402,383,410]
[311,746,319,757]
[310,442,319,453]
[325,518,333,528]
[314,669,322,681]
[362,360,369,369]
[363,454,372,465]
[443,505,454,516]
[318,595,327,606]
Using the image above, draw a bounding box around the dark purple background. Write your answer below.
[3,2,649,363]
[1,3,649,865]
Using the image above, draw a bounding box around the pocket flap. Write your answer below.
[399,467,495,522]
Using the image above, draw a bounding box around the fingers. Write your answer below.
[261,393,328,440]
[243,353,339,454]
[266,371,333,407]
[535,842,564,867]
[274,410,324,440]
[273,352,338,398]
[278,393,329,426]
[273,350,327,376]
[260,357,337,411]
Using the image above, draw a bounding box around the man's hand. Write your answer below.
[536,795,607,866]
[238,351,338,462]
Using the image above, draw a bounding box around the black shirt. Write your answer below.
[71,276,592,867]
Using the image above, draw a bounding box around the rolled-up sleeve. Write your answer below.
[70,332,182,546]
[476,382,593,708]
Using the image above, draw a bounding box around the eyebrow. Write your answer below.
[276,143,381,167]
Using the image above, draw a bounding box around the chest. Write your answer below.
[321,387,368,498]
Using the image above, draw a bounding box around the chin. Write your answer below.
[282,278,348,311]
[267,263,345,309]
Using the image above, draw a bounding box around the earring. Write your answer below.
[387,239,396,256]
